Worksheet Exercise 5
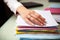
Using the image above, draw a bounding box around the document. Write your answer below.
[53,14,60,22]
[16,10,58,27]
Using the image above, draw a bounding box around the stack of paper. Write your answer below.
[16,10,59,34]
[16,10,60,39]
[16,10,58,26]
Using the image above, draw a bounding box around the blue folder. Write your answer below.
[50,3,60,8]
[20,38,60,40]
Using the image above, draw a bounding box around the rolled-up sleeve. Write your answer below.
[4,0,23,14]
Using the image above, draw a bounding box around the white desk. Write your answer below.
[0,0,60,40]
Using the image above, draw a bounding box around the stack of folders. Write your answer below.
[45,2,60,22]
[16,26,59,34]
[16,10,60,39]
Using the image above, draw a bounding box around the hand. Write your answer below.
[17,6,46,26]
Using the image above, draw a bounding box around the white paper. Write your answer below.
[52,14,60,22]
[16,10,58,27]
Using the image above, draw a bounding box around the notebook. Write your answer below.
[16,10,58,27]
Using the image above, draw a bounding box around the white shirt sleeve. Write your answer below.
[4,0,23,14]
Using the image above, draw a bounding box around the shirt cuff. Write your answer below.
[4,0,23,15]
[12,2,23,15]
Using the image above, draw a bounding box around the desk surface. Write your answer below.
[0,0,60,40]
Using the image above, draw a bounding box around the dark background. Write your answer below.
[49,0,60,2]
[0,0,13,27]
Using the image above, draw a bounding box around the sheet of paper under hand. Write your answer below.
[16,10,58,27]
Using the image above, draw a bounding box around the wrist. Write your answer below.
[16,5,28,15]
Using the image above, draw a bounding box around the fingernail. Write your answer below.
[41,24,43,26]
[43,21,46,25]
[31,24,35,26]
[45,21,46,23]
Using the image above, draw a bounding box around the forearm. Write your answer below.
[4,0,23,14]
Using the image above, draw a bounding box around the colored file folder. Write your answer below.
[45,8,60,14]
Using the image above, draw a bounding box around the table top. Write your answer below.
[0,0,60,40]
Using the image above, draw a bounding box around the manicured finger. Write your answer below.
[25,18,34,25]
[34,13,46,23]
[29,16,43,26]
[25,15,34,25]
[30,13,45,25]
